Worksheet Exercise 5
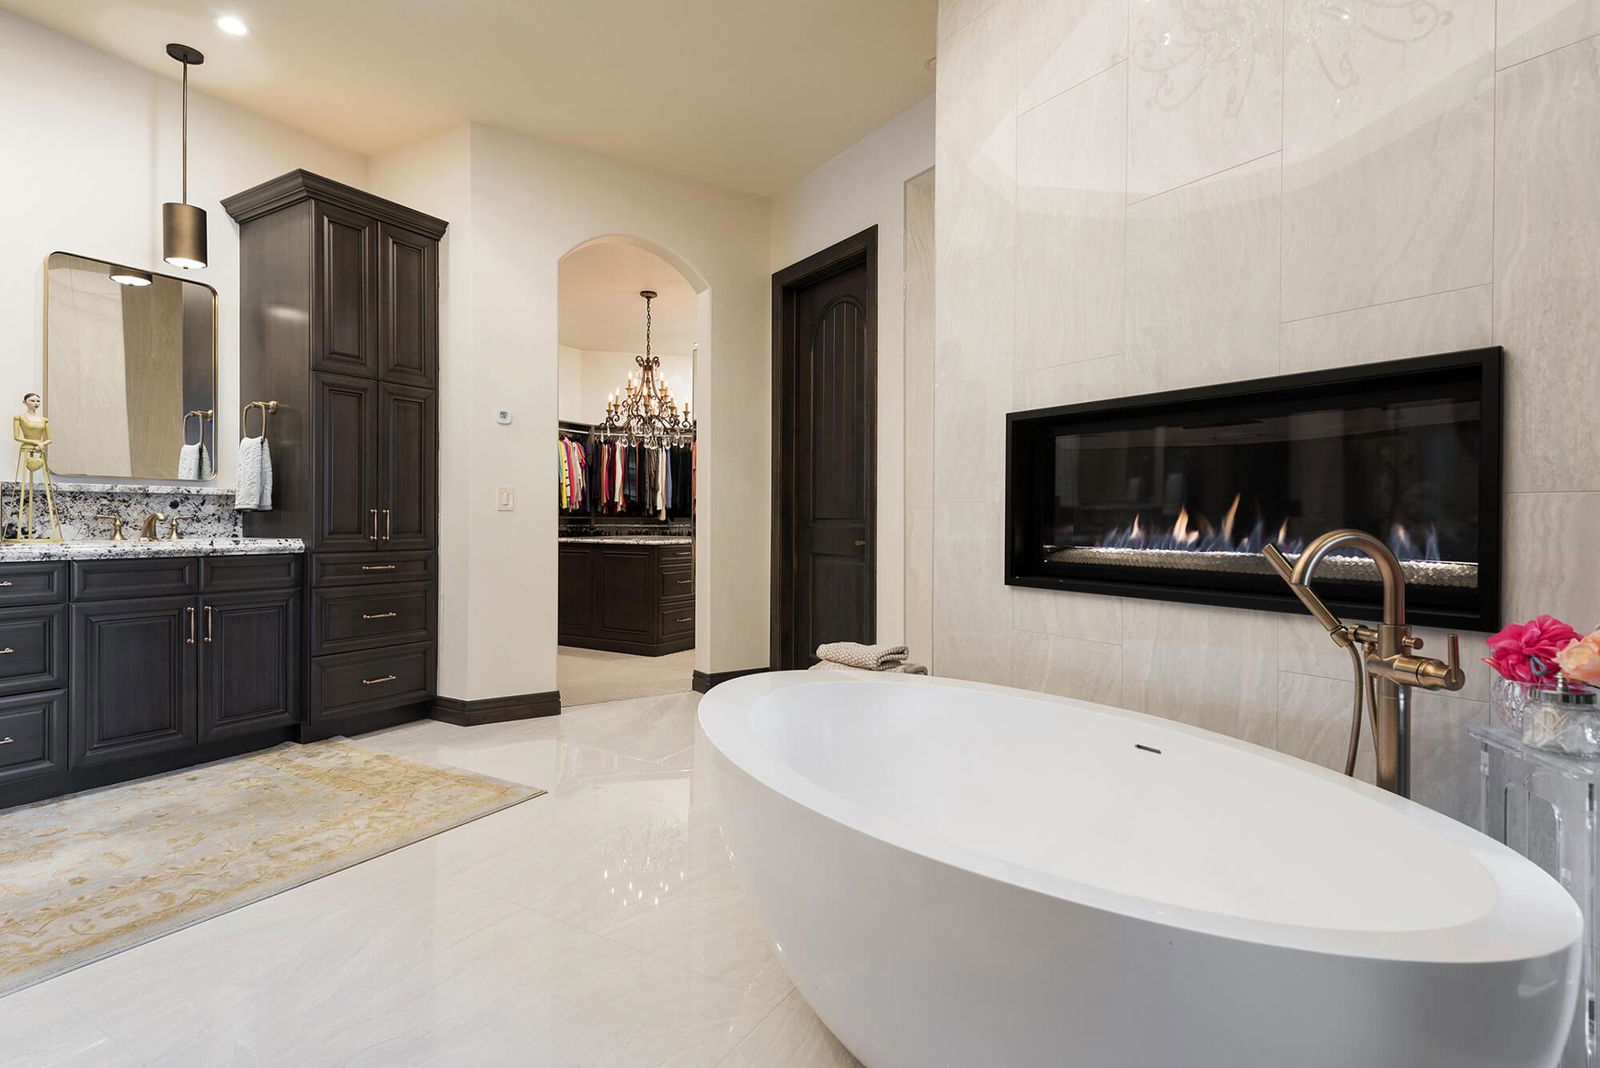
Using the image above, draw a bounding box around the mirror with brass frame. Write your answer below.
[43,252,218,480]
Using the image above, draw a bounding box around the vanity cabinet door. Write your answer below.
[313,373,381,552]
[70,597,198,767]
[199,589,301,742]
[313,203,378,378]
[377,223,438,388]
[378,383,437,552]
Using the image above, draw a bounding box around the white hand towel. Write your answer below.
[235,436,272,511]
[198,441,214,481]
[178,443,201,480]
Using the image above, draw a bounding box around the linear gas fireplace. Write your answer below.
[1005,349,1503,630]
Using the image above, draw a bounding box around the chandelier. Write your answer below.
[599,290,695,447]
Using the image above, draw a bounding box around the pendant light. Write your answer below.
[597,291,695,447]
[108,265,153,287]
[162,43,208,270]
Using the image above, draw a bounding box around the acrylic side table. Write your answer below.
[1473,724,1595,1067]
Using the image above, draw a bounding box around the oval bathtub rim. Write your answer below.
[698,670,1581,967]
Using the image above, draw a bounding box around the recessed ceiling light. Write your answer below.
[216,14,249,36]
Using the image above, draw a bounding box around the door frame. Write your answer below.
[770,226,878,671]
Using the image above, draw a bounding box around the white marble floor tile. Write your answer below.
[0,693,847,1065]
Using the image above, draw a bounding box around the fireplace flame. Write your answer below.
[1095,501,1444,562]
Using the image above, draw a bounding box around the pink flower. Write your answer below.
[1558,630,1600,687]
[1483,615,1582,684]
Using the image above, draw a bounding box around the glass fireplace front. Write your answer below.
[1005,349,1502,630]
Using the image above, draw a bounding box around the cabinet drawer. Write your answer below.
[658,566,694,601]
[201,554,303,593]
[312,551,434,587]
[0,690,66,785]
[72,558,198,600]
[660,545,695,565]
[311,642,433,722]
[0,604,67,696]
[0,563,67,606]
[311,582,435,655]
[660,605,695,639]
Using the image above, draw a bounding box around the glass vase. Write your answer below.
[1490,675,1536,731]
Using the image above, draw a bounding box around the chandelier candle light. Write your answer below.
[598,290,695,448]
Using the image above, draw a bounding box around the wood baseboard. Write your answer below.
[691,667,769,694]
[431,691,561,727]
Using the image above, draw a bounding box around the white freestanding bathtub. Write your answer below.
[698,671,1581,1068]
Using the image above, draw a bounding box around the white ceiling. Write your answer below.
[559,243,697,354]
[3,0,936,195]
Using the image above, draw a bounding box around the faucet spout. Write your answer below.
[1288,529,1406,626]
[1262,543,1348,643]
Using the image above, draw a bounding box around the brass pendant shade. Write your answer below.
[162,43,207,270]
[162,202,208,270]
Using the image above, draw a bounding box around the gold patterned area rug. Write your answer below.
[0,739,544,998]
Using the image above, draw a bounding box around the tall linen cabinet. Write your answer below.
[225,170,446,739]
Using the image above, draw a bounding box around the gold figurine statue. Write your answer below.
[7,392,61,542]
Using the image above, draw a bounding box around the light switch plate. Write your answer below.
[496,486,515,511]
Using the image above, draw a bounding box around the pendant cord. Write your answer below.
[181,60,189,205]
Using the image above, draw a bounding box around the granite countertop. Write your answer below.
[0,537,305,561]
[558,536,694,546]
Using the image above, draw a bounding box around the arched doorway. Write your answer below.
[553,238,707,706]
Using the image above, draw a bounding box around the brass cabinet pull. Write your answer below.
[362,611,398,621]
[0,581,13,588]
[675,579,691,585]
[383,509,392,541]
[362,674,397,686]
[0,736,12,745]
[370,509,379,543]
[185,606,196,646]
[854,539,867,547]
[204,605,214,644]
[0,648,14,656]
[676,617,691,623]
[360,564,397,572]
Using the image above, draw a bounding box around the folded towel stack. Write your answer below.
[809,641,929,676]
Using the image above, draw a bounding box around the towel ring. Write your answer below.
[242,400,278,439]
[183,409,213,448]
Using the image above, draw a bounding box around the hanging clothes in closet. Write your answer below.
[579,437,696,517]
[557,433,591,513]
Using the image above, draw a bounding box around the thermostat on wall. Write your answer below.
[496,409,513,425]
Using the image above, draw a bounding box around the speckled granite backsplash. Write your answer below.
[0,481,242,541]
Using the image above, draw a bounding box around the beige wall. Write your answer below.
[932,0,1600,824]
[373,123,770,701]
[0,9,366,487]
[769,95,935,654]
[903,169,935,669]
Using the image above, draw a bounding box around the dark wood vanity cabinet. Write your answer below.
[559,542,694,656]
[226,171,446,739]
[0,556,303,810]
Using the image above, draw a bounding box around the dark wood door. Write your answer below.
[378,383,437,551]
[70,597,197,767]
[199,590,301,742]
[313,372,380,552]
[313,203,378,378]
[772,228,877,668]
[597,546,657,642]
[378,223,438,387]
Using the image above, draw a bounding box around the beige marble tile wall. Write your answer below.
[905,169,937,666]
[932,0,1600,824]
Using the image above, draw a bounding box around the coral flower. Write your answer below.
[1558,630,1600,687]
[1483,615,1581,684]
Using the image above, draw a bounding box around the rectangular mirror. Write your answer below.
[43,251,218,481]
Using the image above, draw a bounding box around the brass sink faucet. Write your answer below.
[1264,529,1465,797]
[138,513,169,541]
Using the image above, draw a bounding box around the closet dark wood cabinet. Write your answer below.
[226,170,446,740]
[559,543,694,655]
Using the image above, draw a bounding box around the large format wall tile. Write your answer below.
[1505,491,1600,629]
[1280,285,1492,373]
[1013,586,1122,642]
[932,502,1014,682]
[1281,0,1494,320]
[1126,0,1282,200]
[1010,629,1123,705]
[1275,670,1377,781]
[934,251,1013,504]
[937,0,1019,269]
[1498,0,1600,69]
[1125,154,1281,390]
[941,0,1004,41]
[1409,690,1487,826]
[905,505,935,664]
[1119,600,1279,745]
[1016,63,1127,373]
[905,170,936,515]
[1016,0,1128,113]
[1495,37,1600,494]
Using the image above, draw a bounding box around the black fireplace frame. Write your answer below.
[1004,348,1504,631]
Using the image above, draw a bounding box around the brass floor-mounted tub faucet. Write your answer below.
[1264,530,1466,797]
